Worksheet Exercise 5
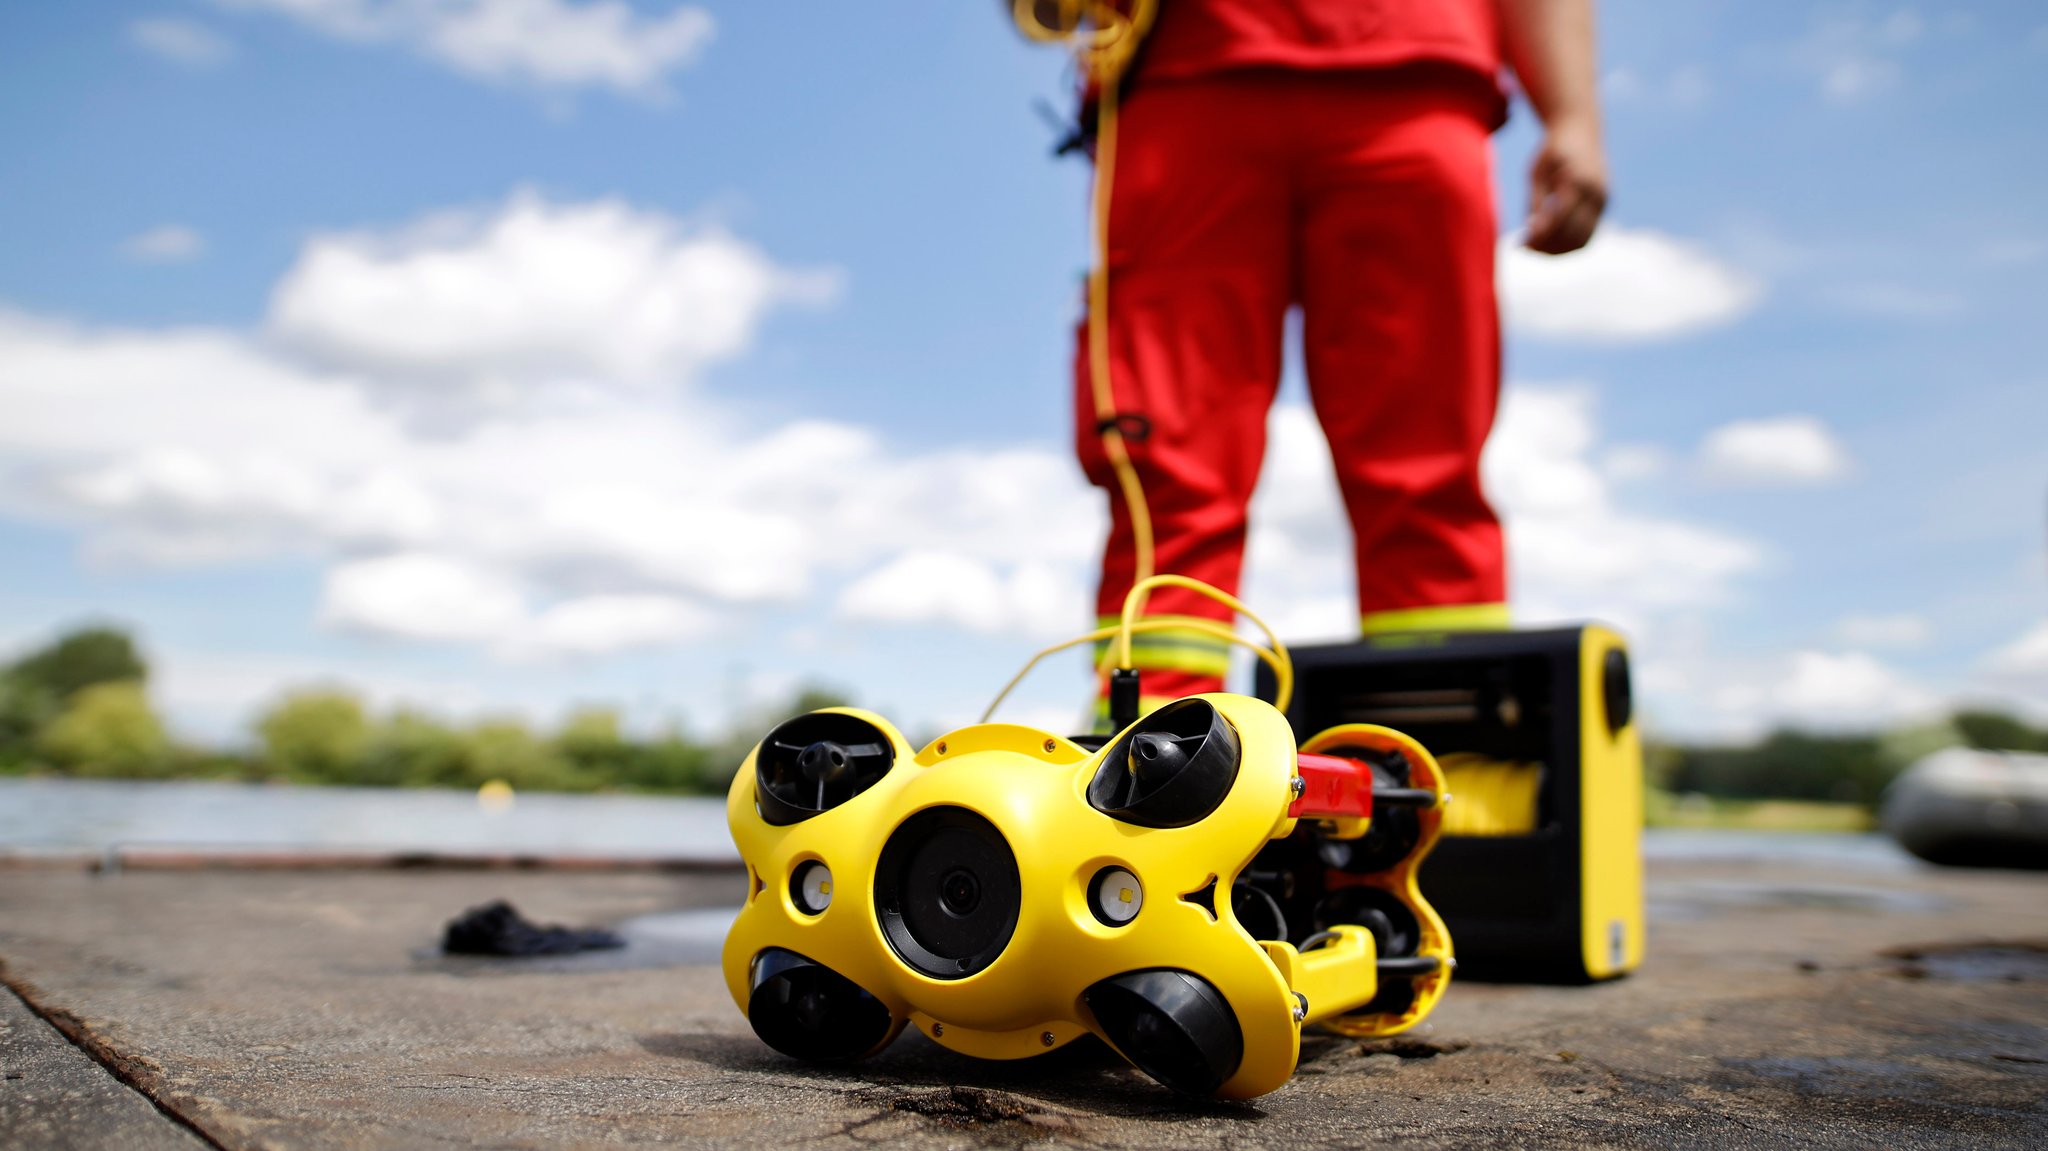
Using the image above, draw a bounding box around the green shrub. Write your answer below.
[1953,709,2048,753]
[1657,729,1891,806]
[624,729,716,793]
[36,681,173,778]
[361,710,470,788]
[0,673,58,767]
[9,625,147,702]
[255,690,372,784]
[2,624,149,763]
[556,707,635,781]
[464,717,594,792]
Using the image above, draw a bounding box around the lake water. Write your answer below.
[0,776,732,862]
[0,776,1916,871]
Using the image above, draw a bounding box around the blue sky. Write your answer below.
[0,1,2043,746]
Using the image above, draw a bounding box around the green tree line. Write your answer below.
[1648,712,2048,808]
[4,624,2045,802]
[0,624,843,794]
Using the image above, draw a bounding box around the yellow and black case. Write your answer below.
[1256,625,1643,982]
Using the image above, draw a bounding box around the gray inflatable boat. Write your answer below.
[1881,747,2048,869]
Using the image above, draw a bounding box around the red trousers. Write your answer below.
[1078,71,1508,703]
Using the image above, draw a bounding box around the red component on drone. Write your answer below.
[1289,752,1375,823]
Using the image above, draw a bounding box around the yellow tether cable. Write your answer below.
[981,616,1292,725]
[992,3,1298,730]
[1012,0,1160,590]
[1114,574,1291,705]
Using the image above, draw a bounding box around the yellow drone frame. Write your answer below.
[723,694,1452,1099]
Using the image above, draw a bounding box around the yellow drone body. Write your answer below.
[722,694,1452,1098]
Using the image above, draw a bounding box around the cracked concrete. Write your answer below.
[0,985,212,1151]
[0,858,2043,1149]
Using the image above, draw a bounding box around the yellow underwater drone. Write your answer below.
[722,578,1455,1099]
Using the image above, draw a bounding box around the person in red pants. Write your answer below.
[1071,0,1608,715]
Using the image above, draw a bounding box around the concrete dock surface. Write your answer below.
[2,855,2043,1149]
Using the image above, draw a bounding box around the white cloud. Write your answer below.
[508,593,713,660]
[214,0,714,99]
[1836,613,1932,650]
[1699,415,1853,486]
[1498,224,1761,343]
[320,553,527,642]
[1788,10,1923,106]
[1600,444,1670,483]
[1823,282,1965,319]
[129,18,234,68]
[318,553,711,659]
[0,192,1108,668]
[1821,56,1898,104]
[1985,621,2048,677]
[1780,650,1933,718]
[121,225,206,263]
[1716,650,1939,731]
[1603,64,1710,110]
[0,299,1095,633]
[836,552,1088,641]
[267,191,838,423]
[1484,389,1761,623]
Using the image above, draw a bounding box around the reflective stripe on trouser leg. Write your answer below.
[1093,614,1233,678]
[1359,602,1511,635]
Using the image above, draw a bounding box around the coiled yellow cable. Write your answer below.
[1434,753,1544,836]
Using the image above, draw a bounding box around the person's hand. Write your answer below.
[1524,116,1608,255]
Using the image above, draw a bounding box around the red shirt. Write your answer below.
[1138,0,1504,88]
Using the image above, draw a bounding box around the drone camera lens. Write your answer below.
[939,869,980,917]
[874,807,1021,980]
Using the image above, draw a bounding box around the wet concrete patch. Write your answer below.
[1652,880,1949,921]
[1729,1054,1948,1096]
[1885,940,2048,982]
[860,1085,1042,1127]
[1715,1052,2048,1135]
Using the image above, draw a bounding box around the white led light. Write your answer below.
[1092,867,1143,925]
[794,860,833,914]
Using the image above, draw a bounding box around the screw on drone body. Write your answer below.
[1289,776,1306,800]
[935,741,948,755]
[1043,738,1058,753]
[932,1022,944,1037]
[1041,1031,1056,1047]
[1292,993,1309,1023]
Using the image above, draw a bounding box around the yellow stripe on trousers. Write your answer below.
[1359,602,1511,635]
